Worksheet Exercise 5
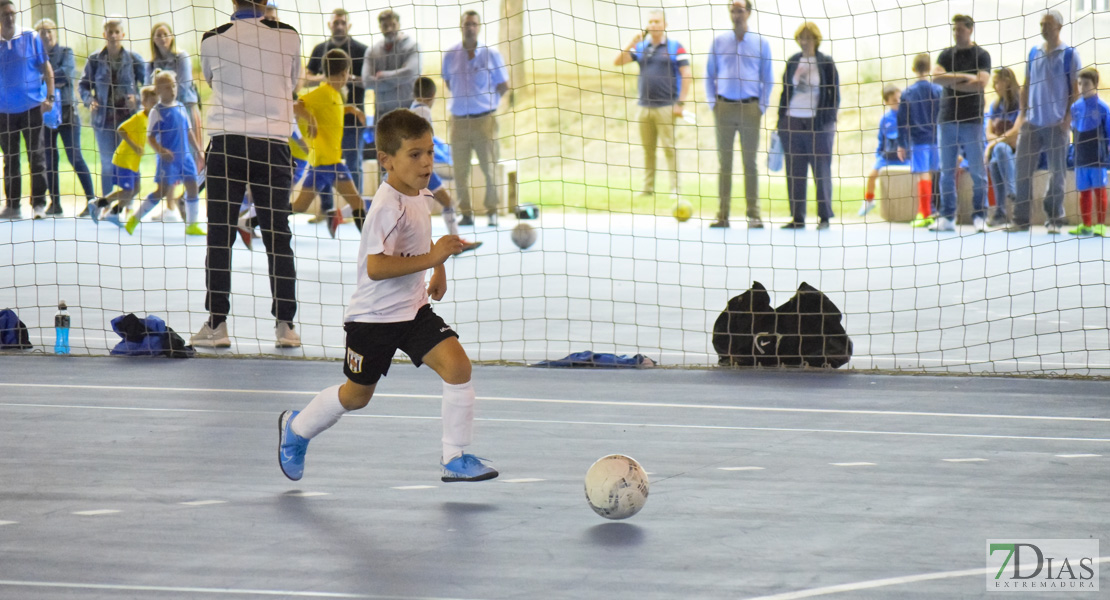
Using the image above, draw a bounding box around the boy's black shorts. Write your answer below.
[343,304,459,386]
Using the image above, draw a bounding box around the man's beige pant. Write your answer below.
[639,105,678,195]
[715,101,762,220]
[450,113,499,216]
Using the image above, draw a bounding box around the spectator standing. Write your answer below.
[705,0,773,229]
[442,10,509,227]
[78,16,147,199]
[193,0,302,348]
[931,14,991,233]
[1010,9,1080,234]
[0,0,53,220]
[149,22,203,220]
[35,18,94,217]
[775,22,839,230]
[896,52,944,228]
[362,9,420,129]
[1068,68,1109,236]
[305,8,367,195]
[614,9,691,199]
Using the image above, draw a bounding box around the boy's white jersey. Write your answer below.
[344,182,434,323]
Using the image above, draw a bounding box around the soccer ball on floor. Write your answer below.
[672,200,693,222]
[584,454,650,520]
[511,222,537,249]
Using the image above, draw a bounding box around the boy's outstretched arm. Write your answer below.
[365,235,464,281]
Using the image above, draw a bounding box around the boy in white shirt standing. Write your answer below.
[278,108,497,483]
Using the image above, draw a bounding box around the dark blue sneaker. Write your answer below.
[278,410,310,481]
[441,454,498,482]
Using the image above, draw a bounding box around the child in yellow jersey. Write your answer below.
[94,86,158,225]
[291,48,366,238]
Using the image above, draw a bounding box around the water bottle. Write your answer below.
[54,301,70,355]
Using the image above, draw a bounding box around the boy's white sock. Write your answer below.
[136,194,160,220]
[291,384,347,440]
[185,195,200,225]
[441,380,475,462]
[442,205,459,236]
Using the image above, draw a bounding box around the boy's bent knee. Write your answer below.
[338,380,375,410]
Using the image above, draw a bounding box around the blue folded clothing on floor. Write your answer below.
[0,308,32,349]
[535,351,655,368]
[110,314,195,358]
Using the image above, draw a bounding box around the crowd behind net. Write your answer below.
[1,0,1108,375]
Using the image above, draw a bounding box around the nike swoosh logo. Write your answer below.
[281,448,298,462]
[440,327,450,332]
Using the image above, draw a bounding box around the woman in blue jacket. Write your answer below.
[776,22,840,229]
[77,16,147,198]
[35,18,96,216]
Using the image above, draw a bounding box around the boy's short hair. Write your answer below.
[139,85,158,102]
[951,14,974,29]
[376,109,432,156]
[413,76,437,99]
[323,48,351,78]
[379,9,398,23]
[882,84,901,102]
[912,53,931,75]
[152,68,177,85]
[331,8,349,19]
[104,16,125,32]
[1079,67,1100,86]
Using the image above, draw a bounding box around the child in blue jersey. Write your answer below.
[897,53,944,227]
[277,109,497,484]
[860,85,906,216]
[410,77,481,252]
[125,69,205,235]
[1070,68,1110,236]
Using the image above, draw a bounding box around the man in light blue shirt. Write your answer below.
[1011,9,1080,233]
[705,0,773,228]
[442,10,509,227]
[0,0,54,220]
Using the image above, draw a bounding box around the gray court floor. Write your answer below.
[0,356,1106,599]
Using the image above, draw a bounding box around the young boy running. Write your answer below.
[1069,67,1110,236]
[125,69,206,235]
[95,86,157,225]
[290,48,366,238]
[897,52,944,228]
[278,108,498,483]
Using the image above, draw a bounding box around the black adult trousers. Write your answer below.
[204,134,297,325]
[0,107,47,209]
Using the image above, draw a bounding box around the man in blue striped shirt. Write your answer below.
[705,0,774,229]
[0,0,54,220]
[442,10,509,228]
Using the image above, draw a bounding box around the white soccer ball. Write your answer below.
[511,222,538,250]
[584,454,650,520]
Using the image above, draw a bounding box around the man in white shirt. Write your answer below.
[192,0,303,349]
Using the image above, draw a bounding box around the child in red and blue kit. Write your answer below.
[1069,67,1109,236]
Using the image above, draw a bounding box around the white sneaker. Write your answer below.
[1046,223,1061,234]
[928,216,955,232]
[973,216,986,232]
[160,209,181,223]
[275,321,301,348]
[191,321,231,348]
[857,200,876,216]
[33,205,46,219]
